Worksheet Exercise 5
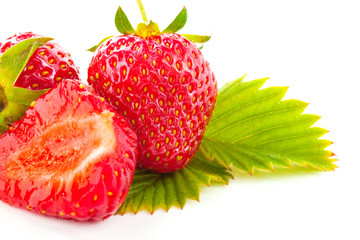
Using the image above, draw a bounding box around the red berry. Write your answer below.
[88,33,217,173]
[0,79,138,221]
[0,32,80,90]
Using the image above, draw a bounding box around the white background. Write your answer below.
[1,0,359,239]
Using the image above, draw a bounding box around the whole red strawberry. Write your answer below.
[0,32,79,90]
[87,5,217,172]
[0,79,138,221]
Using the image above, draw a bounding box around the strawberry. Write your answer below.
[0,33,80,133]
[87,4,217,172]
[0,79,138,221]
[0,32,80,90]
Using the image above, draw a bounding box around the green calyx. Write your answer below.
[114,4,188,38]
[88,1,210,52]
[135,21,160,38]
[0,85,6,112]
[0,37,52,133]
[115,2,207,39]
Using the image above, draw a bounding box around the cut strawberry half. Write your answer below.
[0,79,138,221]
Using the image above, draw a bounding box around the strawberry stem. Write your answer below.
[137,0,148,23]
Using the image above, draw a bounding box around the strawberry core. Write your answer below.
[6,111,116,180]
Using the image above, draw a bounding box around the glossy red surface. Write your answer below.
[0,80,138,221]
[88,33,217,172]
[0,32,79,90]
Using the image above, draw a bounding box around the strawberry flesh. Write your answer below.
[0,79,138,221]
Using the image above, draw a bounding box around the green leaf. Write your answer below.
[199,76,337,174]
[181,34,211,43]
[162,7,187,33]
[117,153,232,215]
[0,37,52,132]
[6,87,48,106]
[87,36,114,52]
[115,6,136,35]
[0,37,52,87]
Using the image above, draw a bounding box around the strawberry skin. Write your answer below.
[0,79,138,221]
[0,32,79,90]
[88,33,217,173]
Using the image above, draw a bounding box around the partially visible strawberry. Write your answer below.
[0,32,80,90]
[87,5,217,173]
[0,33,81,133]
[0,79,138,221]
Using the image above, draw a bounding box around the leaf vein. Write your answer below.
[210,91,282,125]
[254,131,325,147]
[208,104,302,138]
[231,117,317,144]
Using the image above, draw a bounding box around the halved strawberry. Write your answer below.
[0,79,138,221]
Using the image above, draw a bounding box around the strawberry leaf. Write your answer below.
[199,76,337,174]
[181,34,211,43]
[0,37,52,133]
[0,37,52,87]
[117,153,232,215]
[162,7,187,33]
[117,76,336,215]
[87,36,114,52]
[115,6,136,35]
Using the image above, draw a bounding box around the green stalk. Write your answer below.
[137,0,148,23]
